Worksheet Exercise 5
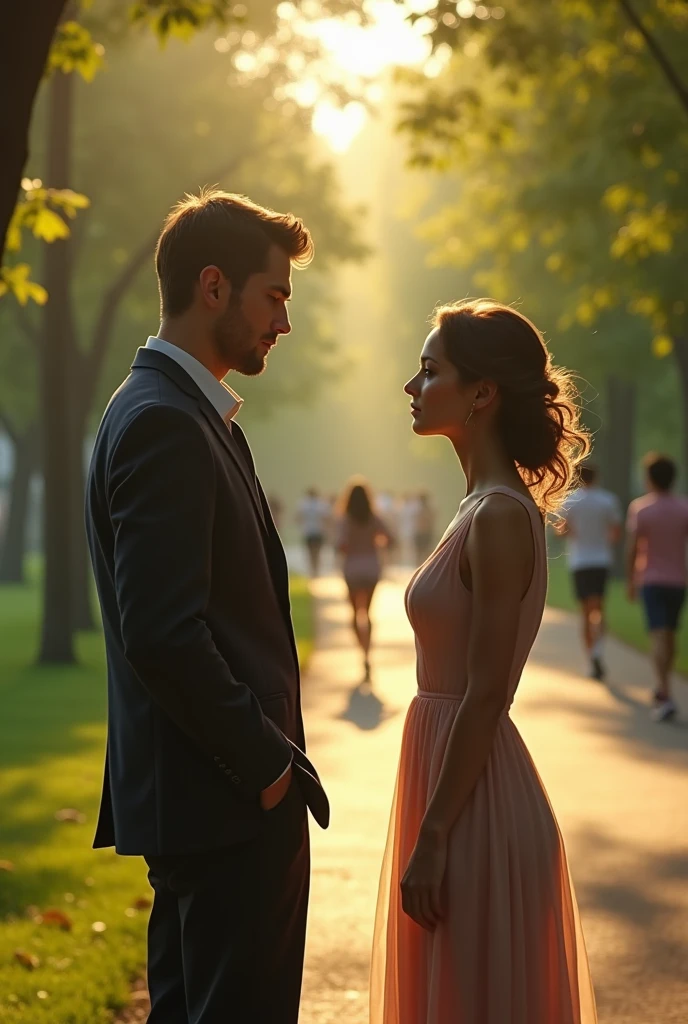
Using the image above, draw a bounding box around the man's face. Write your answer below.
[213,244,292,377]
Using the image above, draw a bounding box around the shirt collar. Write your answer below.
[145,336,243,426]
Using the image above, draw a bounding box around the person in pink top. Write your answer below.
[626,453,688,722]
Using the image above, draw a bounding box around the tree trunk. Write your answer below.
[70,401,95,630]
[671,335,688,486]
[0,0,67,263]
[0,428,38,583]
[38,69,76,664]
[600,374,636,576]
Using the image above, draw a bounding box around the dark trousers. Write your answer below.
[144,783,310,1024]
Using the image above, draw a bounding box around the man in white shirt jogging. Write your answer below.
[558,464,622,680]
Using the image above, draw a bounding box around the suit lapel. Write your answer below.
[131,347,268,533]
[196,401,268,532]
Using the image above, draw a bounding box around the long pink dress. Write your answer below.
[370,486,597,1024]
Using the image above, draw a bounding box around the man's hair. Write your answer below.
[579,464,598,486]
[643,452,677,492]
[155,188,314,317]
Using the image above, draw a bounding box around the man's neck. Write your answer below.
[157,320,227,381]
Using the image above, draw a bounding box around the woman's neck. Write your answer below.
[453,429,525,497]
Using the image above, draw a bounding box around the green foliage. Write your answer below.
[0,267,48,308]
[129,0,245,43]
[5,181,90,254]
[46,20,105,81]
[0,567,313,1022]
[0,181,90,305]
[398,0,688,359]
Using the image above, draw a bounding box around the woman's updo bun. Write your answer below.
[434,299,590,513]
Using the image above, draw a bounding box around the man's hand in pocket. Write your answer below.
[260,763,293,811]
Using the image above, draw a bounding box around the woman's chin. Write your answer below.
[411,418,428,435]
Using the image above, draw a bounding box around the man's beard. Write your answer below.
[213,296,270,377]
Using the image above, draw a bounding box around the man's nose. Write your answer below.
[274,310,292,336]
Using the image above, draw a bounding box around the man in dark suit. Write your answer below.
[85,189,329,1024]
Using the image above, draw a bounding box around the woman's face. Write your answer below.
[404,328,477,440]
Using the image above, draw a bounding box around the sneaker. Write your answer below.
[590,656,606,681]
[651,699,677,723]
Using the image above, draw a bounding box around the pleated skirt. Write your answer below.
[370,693,597,1024]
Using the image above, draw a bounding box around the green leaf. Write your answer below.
[32,208,70,244]
[0,265,49,306]
[47,20,105,82]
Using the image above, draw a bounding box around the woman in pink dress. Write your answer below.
[370,299,597,1024]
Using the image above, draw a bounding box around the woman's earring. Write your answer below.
[464,402,476,428]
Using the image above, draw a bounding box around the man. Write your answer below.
[627,453,688,722]
[85,189,329,1023]
[297,486,330,576]
[558,464,621,680]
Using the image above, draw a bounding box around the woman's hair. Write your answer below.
[340,478,375,524]
[433,299,590,513]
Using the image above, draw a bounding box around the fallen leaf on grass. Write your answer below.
[37,909,73,931]
[132,896,152,910]
[0,860,15,872]
[14,950,40,970]
[47,956,72,970]
[55,808,86,824]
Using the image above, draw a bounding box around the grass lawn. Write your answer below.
[0,569,314,1023]
[547,536,688,676]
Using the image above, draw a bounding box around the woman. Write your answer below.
[336,479,392,683]
[371,300,597,1024]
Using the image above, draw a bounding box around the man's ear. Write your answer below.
[199,265,229,308]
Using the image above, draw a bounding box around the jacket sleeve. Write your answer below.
[108,403,292,796]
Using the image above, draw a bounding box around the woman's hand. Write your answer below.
[400,825,448,931]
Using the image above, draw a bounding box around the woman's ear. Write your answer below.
[474,380,498,411]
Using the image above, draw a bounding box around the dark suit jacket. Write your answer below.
[85,346,329,856]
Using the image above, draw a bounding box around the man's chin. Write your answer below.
[236,355,268,378]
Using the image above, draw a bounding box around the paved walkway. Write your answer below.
[300,570,688,1024]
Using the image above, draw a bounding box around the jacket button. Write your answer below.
[224,769,232,775]
[219,763,227,769]
[213,756,220,763]
[231,775,241,784]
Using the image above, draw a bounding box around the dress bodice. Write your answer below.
[405,487,547,709]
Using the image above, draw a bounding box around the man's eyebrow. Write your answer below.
[270,284,292,300]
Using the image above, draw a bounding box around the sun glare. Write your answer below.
[304,1,436,152]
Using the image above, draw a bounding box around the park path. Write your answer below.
[299,569,688,1024]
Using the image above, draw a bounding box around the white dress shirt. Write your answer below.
[145,336,243,428]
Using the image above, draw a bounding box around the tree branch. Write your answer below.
[618,0,688,118]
